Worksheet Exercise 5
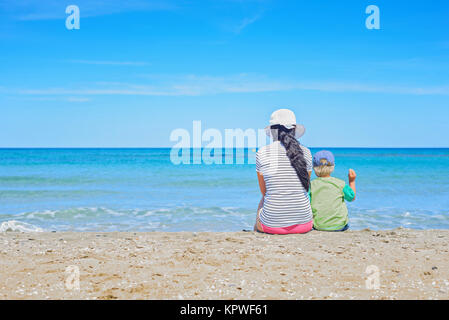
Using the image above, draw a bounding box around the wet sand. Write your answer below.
[0,229,448,299]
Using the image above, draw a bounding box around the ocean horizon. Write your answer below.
[1,147,448,232]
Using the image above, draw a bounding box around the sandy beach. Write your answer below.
[0,229,448,300]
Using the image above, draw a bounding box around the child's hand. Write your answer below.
[348,169,356,182]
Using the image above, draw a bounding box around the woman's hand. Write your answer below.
[254,196,265,232]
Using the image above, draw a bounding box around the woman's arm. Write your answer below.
[254,172,266,232]
[257,172,266,196]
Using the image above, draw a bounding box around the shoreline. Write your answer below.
[1,229,448,299]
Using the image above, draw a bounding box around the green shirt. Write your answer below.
[309,177,355,231]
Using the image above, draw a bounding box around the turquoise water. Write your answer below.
[0,148,448,232]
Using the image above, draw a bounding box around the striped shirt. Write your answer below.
[256,141,313,228]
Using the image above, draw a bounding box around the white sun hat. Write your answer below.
[265,108,306,139]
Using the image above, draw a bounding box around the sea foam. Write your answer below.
[0,220,44,233]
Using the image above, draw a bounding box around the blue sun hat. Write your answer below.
[313,150,335,167]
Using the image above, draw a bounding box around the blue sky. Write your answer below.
[0,0,448,148]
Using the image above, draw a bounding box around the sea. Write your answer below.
[0,148,448,232]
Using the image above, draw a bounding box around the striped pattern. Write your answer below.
[256,141,313,228]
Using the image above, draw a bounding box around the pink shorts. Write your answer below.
[260,220,313,235]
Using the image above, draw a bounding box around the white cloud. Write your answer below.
[5,96,91,103]
[68,60,150,66]
[233,14,261,33]
[8,74,449,97]
[67,97,90,102]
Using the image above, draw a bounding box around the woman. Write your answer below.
[254,109,313,234]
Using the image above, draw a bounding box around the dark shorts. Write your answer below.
[313,224,349,232]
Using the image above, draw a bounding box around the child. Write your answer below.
[309,150,356,231]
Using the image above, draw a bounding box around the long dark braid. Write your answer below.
[271,124,310,191]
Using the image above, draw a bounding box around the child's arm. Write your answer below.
[348,169,356,200]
